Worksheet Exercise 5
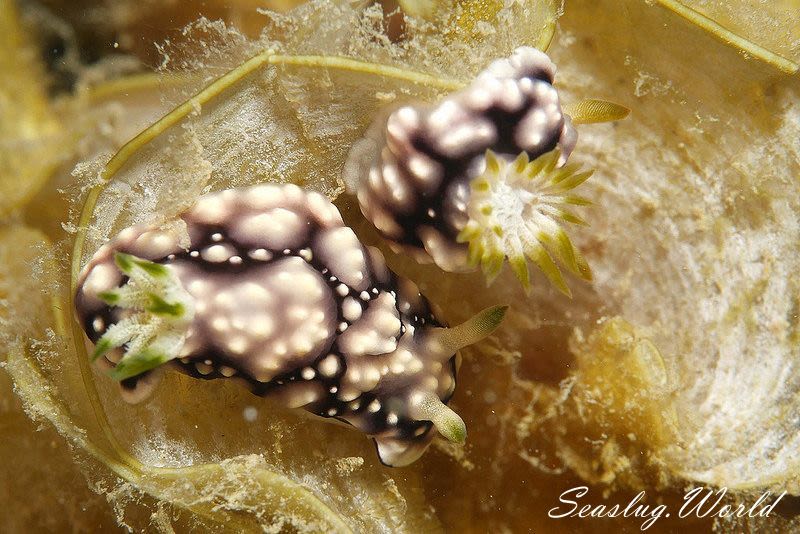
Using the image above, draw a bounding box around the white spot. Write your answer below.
[368,399,381,413]
[336,284,349,297]
[318,354,340,377]
[338,388,360,402]
[249,316,275,338]
[387,413,399,425]
[329,386,338,393]
[211,232,223,242]
[381,162,414,210]
[364,367,381,389]
[327,408,338,416]
[190,194,229,224]
[283,384,323,408]
[228,258,335,383]
[298,248,313,261]
[289,306,310,321]
[282,183,304,203]
[229,255,242,265]
[313,227,369,291]
[301,367,316,380]
[423,376,439,391]
[92,317,104,332]
[135,231,177,257]
[244,184,284,209]
[342,297,362,322]
[441,373,453,392]
[190,250,200,257]
[307,192,344,227]
[215,291,235,308]
[248,248,272,261]
[234,208,306,250]
[211,316,230,332]
[227,336,249,355]
[427,208,436,217]
[243,406,258,422]
[202,244,235,263]
[195,362,213,375]
[338,322,348,332]
[406,152,443,192]
[360,291,370,301]
[337,292,400,356]
[83,263,118,296]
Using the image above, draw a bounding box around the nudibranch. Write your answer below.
[74,184,506,466]
[345,47,627,295]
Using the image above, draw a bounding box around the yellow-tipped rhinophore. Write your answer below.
[564,98,630,124]
[427,305,508,356]
[410,393,467,444]
[458,149,594,296]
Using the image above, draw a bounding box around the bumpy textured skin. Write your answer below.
[349,47,577,271]
[75,184,458,466]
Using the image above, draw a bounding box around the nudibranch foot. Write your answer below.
[91,252,195,381]
[457,149,593,296]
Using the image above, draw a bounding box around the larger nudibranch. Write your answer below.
[345,47,627,295]
[75,184,506,467]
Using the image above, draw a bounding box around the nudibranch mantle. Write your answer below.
[345,46,594,294]
[75,184,506,466]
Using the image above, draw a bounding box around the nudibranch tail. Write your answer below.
[91,252,195,381]
[457,149,594,296]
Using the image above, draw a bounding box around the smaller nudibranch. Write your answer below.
[344,47,628,295]
[74,184,506,466]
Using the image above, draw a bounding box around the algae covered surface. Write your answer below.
[1,0,799,532]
